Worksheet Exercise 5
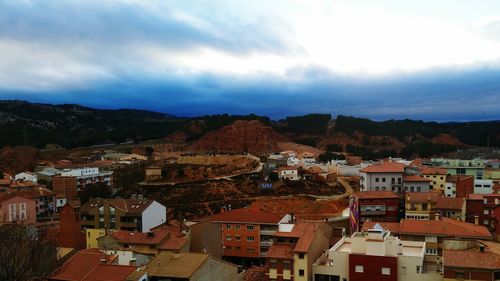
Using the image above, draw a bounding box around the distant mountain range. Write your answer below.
[0,100,499,157]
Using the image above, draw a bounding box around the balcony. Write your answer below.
[260,229,276,236]
[360,211,386,216]
[260,240,273,247]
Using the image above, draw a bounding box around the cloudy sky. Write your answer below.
[1,0,500,121]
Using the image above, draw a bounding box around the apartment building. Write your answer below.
[443,242,500,281]
[313,225,441,281]
[434,197,466,221]
[445,175,474,198]
[404,191,441,220]
[210,208,291,265]
[359,161,405,192]
[80,198,166,233]
[52,166,113,200]
[402,175,431,192]
[474,179,494,194]
[278,166,300,181]
[420,166,447,191]
[265,222,332,281]
[351,191,399,228]
[431,158,485,179]
[0,193,36,225]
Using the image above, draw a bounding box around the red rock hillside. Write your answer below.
[189,120,289,154]
[431,134,467,147]
[0,146,39,174]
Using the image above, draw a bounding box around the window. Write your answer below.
[401,266,407,275]
[235,224,240,230]
[381,267,391,275]
[416,266,422,273]
[269,261,277,268]
[298,253,305,259]
[226,235,231,241]
[376,178,379,182]
[355,265,364,273]
[299,269,305,276]
[382,178,386,182]
[226,246,232,250]
[236,246,241,251]
[484,210,489,215]
[484,220,489,225]
[425,248,438,255]
[247,225,254,231]
[283,262,291,270]
[247,236,255,242]
[19,203,27,220]
[417,186,421,192]
[247,248,255,253]
[226,224,231,229]
[235,235,241,241]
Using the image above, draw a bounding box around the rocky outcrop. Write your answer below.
[189,120,289,154]
[431,134,467,147]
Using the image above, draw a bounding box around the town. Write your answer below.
[1,132,500,281]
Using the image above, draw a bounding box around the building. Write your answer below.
[265,222,332,281]
[80,198,166,232]
[52,166,113,200]
[278,166,300,181]
[14,171,38,184]
[16,187,57,217]
[145,251,239,281]
[399,217,492,263]
[210,208,291,265]
[434,197,466,221]
[48,248,138,281]
[351,191,399,227]
[464,194,500,228]
[430,158,486,179]
[144,165,162,181]
[359,161,405,192]
[312,225,440,281]
[97,221,189,255]
[445,175,474,198]
[186,217,222,258]
[404,191,441,220]
[35,167,61,184]
[103,152,148,162]
[402,175,431,192]
[475,179,494,194]
[58,203,86,249]
[0,193,36,225]
[443,242,500,281]
[420,166,447,191]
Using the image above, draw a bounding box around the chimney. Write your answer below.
[474,215,479,226]
[435,213,440,221]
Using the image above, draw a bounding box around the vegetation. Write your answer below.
[0,223,58,281]
[279,114,331,135]
[346,144,397,160]
[79,182,112,204]
[401,141,457,158]
[326,143,343,152]
[318,152,346,162]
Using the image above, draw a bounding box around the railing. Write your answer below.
[360,211,386,215]
[260,240,273,246]
[423,262,442,274]
[260,230,276,236]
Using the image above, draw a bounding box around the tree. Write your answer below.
[0,223,58,281]
[79,182,112,204]
[0,172,3,179]
[145,146,154,157]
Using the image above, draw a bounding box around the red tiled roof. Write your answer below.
[110,229,170,245]
[435,197,464,210]
[410,158,423,167]
[403,175,432,182]
[274,222,326,253]
[467,194,485,200]
[355,191,399,199]
[405,191,441,204]
[81,264,137,281]
[399,218,491,239]
[420,166,447,175]
[444,249,500,270]
[80,199,155,214]
[210,208,285,224]
[265,243,295,259]
[278,166,299,171]
[361,222,401,234]
[49,248,104,281]
[446,175,474,182]
[360,162,405,173]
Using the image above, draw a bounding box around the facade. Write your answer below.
[80,199,166,233]
[0,193,36,225]
[58,203,86,249]
[186,218,222,258]
[210,208,291,265]
[402,175,431,192]
[17,187,57,217]
[431,158,486,179]
[359,161,405,192]
[404,191,441,220]
[353,191,399,226]
[420,166,447,191]
[445,175,474,198]
[145,252,239,281]
[312,225,438,281]
[278,167,300,181]
[52,166,113,200]
[265,222,332,281]
[145,165,162,181]
[474,179,494,194]
[434,197,466,221]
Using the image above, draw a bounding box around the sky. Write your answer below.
[1,0,500,121]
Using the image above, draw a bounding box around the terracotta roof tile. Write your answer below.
[435,197,464,210]
[361,221,401,234]
[446,175,474,182]
[146,252,209,278]
[444,249,500,270]
[49,248,104,281]
[403,175,432,182]
[405,191,441,204]
[360,162,405,173]
[266,243,295,259]
[420,166,447,175]
[399,218,491,239]
[81,264,137,281]
[80,199,154,214]
[210,208,285,224]
[467,194,485,200]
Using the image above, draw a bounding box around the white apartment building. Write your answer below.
[474,179,493,194]
[359,161,405,192]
